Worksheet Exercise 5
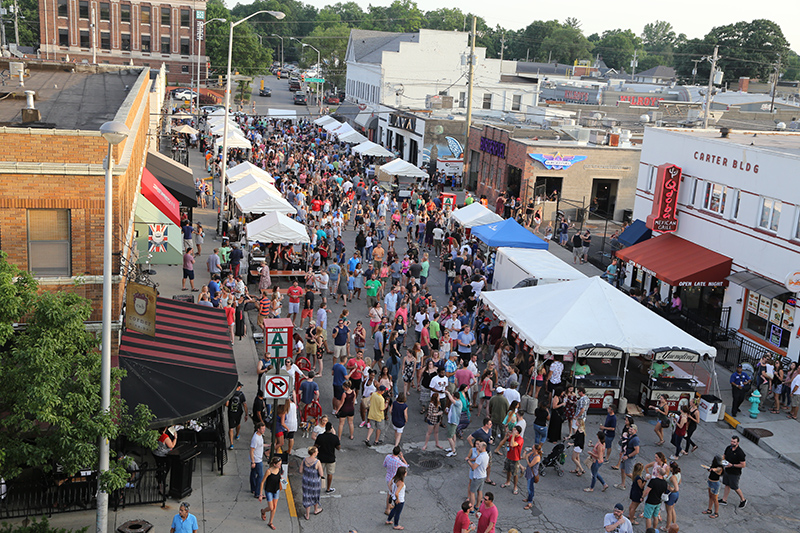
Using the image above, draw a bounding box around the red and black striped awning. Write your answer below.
[120,297,238,427]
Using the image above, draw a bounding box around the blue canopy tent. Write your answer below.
[617,219,652,247]
[470,218,549,249]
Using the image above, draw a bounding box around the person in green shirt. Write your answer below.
[572,358,591,377]
[420,252,431,290]
[464,193,474,206]
[428,316,441,348]
[219,241,232,264]
[365,272,382,309]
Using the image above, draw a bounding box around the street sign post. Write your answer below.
[305,78,325,83]
[263,318,293,461]
[265,375,291,399]
[264,319,293,363]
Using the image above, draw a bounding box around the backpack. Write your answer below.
[228,392,241,413]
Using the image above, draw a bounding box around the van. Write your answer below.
[293,92,307,105]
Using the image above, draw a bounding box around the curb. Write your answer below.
[725,415,800,472]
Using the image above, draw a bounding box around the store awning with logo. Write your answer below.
[615,234,732,287]
[141,168,180,225]
[145,150,197,208]
[134,194,182,265]
[726,271,789,299]
[617,219,652,247]
[119,297,238,428]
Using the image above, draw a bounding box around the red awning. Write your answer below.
[615,234,732,287]
[141,168,180,225]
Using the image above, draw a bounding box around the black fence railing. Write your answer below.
[714,332,789,370]
[0,467,166,520]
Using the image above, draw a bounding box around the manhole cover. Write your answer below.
[418,458,443,469]
[744,428,773,438]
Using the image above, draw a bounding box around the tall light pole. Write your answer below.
[291,37,321,114]
[195,17,226,128]
[702,45,719,130]
[219,9,285,234]
[96,120,130,533]
[271,34,284,68]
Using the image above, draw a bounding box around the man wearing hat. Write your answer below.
[226,382,248,449]
[603,502,633,533]
[729,363,751,417]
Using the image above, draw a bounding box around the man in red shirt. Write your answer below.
[502,426,524,494]
[453,500,473,533]
[287,281,304,325]
[311,198,323,218]
[477,492,498,533]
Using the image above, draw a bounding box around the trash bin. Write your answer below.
[698,394,722,422]
[168,444,201,499]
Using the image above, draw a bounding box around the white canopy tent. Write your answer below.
[480,276,716,357]
[246,211,310,244]
[236,187,296,215]
[209,108,226,117]
[322,119,344,132]
[379,158,429,179]
[227,161,274,183]
[352,141,394,157]
[451,202,503,228]
[210,123,243,137]
[215,132,251,149]
[268,108,297,120]
[338,129,368,144]
[314,115,339,126]
[227,174,280,199]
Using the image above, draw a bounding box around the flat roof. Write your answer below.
[0,68,143,130]
[515,137,641,150]
[659,127,800,158]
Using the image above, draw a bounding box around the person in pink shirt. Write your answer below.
[477,492,498,533]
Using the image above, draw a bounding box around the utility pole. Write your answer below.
[630,50,638,77]
[770,53,781,113]
[91,7,97,64]
[12,0,19,47]
[702,45,719,130]
[690,59,702,85]
[500,33,505,63]
[0,7,7,49]
[462,16,476,188]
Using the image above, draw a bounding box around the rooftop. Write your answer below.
[660,127,800,158]
[0,67,143,130]
[348,29,418,64]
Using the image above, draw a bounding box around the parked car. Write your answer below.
[200,105,224,113]
[259,87,272,97]
[293,92,308,105]
[324,95,340,105]
[172,89,197,100]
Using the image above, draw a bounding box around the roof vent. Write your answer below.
[719,127,730,138]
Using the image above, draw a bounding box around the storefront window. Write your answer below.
[758,197,781,232]
[512,94,521,111]
[482,93,492,109]
[742,290,792,350]
[702,182,726,214]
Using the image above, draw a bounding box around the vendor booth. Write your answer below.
[227,174,280,199]
[236,186,296,216]
[322,119,344,132]
[451,202,503,229]
[480,277,717,412]
[314,115,339,127]
[226,161,274,183]
[471,219,549,250]
[571,344,625,409]
[246,211,310,245]
[337,128,368,144]
[638,347,704,412]
[268,108,297,120]
[377,158,429,198]
[352,140,394,158]
[492,247,585,290]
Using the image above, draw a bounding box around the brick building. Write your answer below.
[0,62,168,353]
[38,0,207,83]
[466,124,641,222]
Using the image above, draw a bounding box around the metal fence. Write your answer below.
[714,332,789,370]
[0,466,166,520]
[549,196,626,272]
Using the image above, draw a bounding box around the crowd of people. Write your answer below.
[165,110,754,533]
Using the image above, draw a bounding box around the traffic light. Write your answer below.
[261,79,264,90]
[218,75,223,86]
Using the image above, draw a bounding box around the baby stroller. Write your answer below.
[539,443,566,477]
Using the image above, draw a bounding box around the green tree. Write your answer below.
[205,0,273,77]
[641,20,677,49]
[540,25,592,64]
[709,19,789,82]
[0,252,156,490]
[594,29,639,71]
[784,50,800,81]
[307,21,351,90]
[506,20,561,62]
[5,0,40,47]
[329,1,367,26]
[422,7,468,32]
[564,17,582,30]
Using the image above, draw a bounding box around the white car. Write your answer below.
[172,89,197,100]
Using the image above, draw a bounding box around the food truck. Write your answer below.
[571,344,625,411]
[638,347,702,413]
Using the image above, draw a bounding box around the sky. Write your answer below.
[294,0,800,53]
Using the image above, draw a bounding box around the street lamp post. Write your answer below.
[271,34,284,69]
[291,37,321,114]
[196,17,226,129]
[219,9,285,235]
[96,120,130,533]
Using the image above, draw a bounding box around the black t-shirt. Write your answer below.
[724,445,746,476]
[533,407,549,427]
[409,263,423,278]
[315,432,340,463]
[470,427,491,444]
[571,430,585,449]
[645,477,668,505]
[253,396,267,423]
[572,234,583,249]
[304,290,315,310]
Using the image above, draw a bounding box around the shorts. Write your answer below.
[471,477,485,495]
[722,471,740,490]
[333,385,344,400]
[792,394,800,408]
[183,268,195,280]
[393,424,405,434]
[228,412,242,428]
[707,480,721,495]
[319,288,329,299]
[573,446,583,454]
[321,462,336,476]
[302,309,313,319]
[371,419,387,432]
[622,457,635,475]
[285,431,295,440]
[643,502,660,519]
[288,302,300,314]
[264,491,280,502]
[503,458,520,474]
[333,345,347,358]
[420,276,427,285]
[447,423,457,439]
[183,239,193,250]
[666,491,679,506]
[572,246,582,260]
[605,437,614,451]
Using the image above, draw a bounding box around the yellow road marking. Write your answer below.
[284,478,297,517]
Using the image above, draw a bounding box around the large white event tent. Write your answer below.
[480,276,715,357]
[322,119,344,132]
[246,211,310,244]
[227,174,279,198]
[352,141,394,157]
[227,161,274,184]
[379,158,429,178]
[215,131,250,149]
[451,202,503,228]
[314,115,339,127]
[268,109,297,120]
[236,187,296,215]
[338,129,368,144]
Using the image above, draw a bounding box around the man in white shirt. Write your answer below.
[790,372,800,419]
[430,367,449,400]
[249,423,267,498]
[384,286,399,318]
[445,314,462,339]
[603,502,634,533]
[414,307,427,343]
[470,275,486,297]
[503,380,521,405]
[466,440,489,508]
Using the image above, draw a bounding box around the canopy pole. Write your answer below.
[620,353,630,405]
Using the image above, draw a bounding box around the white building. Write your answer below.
[619,127,800,361]
[344,29,538,166]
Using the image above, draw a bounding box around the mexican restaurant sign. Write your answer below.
[646,163,682,233]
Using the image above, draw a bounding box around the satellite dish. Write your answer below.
[640,114,651,123]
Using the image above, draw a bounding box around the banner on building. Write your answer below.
[126,282,158,337]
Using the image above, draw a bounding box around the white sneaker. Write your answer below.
[446,451,457,457]
[359,421,367,428]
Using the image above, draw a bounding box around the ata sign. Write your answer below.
[646,163,682,233]
[479,136,506,158]
[264,319,293,361]
[529,152,587,170]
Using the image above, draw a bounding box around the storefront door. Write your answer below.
[507,165,522,198]
[591,179,617,218]
[409,138,419,166]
